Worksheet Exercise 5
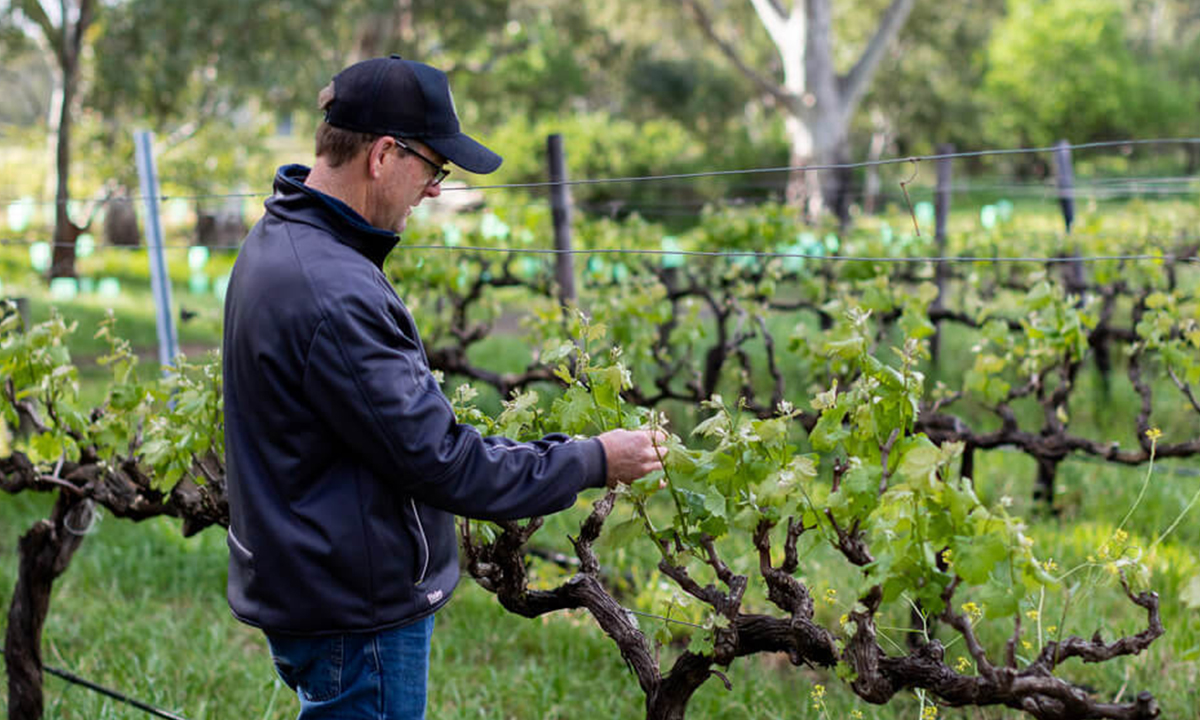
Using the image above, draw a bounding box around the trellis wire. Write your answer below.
[1,237,1198,265]
[398,245,1197,264]
[0,648,192,720]
[449,138,1200,192]
[3,176,1198,210]
[3,137,1199,206]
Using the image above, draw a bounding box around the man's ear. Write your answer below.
[366,136,393,179]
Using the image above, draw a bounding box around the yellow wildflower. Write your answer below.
[1042,558,1058,573]
[811,683,826,711]
[1025,609,1039,621]
[1146,427,1163,441]
[943,548,954,567]
[825,588,838,606]
[1047,626,1058,635]
[955,656,971,673]
[1113,529,1129,545]
[961,602,983,620]
[1022,640,1032,651]
[840,614,850,625]
[850,712,864,720]
[922,705,939,720]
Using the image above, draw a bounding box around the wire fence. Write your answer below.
[3,176,1198,212]
[1,137,1197,720]
[1,237,1197,265]
[2,137,1199,207]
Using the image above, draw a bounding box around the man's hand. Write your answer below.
[596,429,668,489]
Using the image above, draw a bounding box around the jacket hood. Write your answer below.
[267,164,400,268]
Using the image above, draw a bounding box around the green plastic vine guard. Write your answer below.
[98,278,121,298]
[879,224,894,246]
[77,233,95,258]
[915,201,935,227]
[167,199,191,225]
[661,236,684,269]
[29,242,50,272]
[480,212,510,240]
[980,205,998,230]
[49,277,78,300]
[6,198,33,232]
[996,199,1014,222]
[188,246,210,272]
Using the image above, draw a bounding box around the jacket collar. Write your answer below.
[266,164,400,268]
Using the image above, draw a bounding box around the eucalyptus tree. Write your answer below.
[1,0,96,279]
[982,0,1197,152]
[674,0,917,222]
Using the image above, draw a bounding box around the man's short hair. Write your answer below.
[314,82,378,168]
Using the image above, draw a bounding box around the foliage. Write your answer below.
[983,0,1199,147]
[2,198,1199,718]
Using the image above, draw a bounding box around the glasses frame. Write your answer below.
[391,137,450,187]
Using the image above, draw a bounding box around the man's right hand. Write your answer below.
[596,429,668,489]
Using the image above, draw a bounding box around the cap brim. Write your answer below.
[425,133,503,175]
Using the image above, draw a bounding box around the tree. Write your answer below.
[2,1,96,280]
[982,0,1197,149]
[676,0,916,222]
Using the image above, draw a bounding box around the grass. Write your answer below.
[2,448,1199,719]
[2,202,1199,718]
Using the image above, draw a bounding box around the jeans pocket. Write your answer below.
[267,634,344,702]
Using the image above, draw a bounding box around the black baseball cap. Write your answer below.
[324,55,502,175]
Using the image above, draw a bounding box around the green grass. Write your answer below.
[3,202,1199,718]
[3,448,1199,719]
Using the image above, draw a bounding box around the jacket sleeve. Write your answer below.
[301,289,607,521]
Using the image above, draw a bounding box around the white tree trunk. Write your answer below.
[733,0,915,219]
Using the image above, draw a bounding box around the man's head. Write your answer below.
[315,55,501,175]
[309,56,502,233]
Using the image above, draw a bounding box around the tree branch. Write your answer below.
[839,0,916,118]
[675,0,796,108]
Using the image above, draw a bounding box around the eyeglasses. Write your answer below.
[391,137,450,187]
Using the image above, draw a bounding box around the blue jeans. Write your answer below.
[266,615,435,720]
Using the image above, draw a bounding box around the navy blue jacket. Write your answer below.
[222,165,607,634]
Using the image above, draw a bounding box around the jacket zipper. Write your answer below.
[410,499,430,586]
[228,528,251,558]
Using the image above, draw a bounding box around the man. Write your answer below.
[222,55,665,719]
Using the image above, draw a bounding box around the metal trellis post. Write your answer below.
[931,143,954,365]
[134,130,179,373]
[548,134,576,306]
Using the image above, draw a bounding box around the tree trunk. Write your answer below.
[45,0,97,280]
[104,190,140,247]
[784,114,817,211]
[1033,456,1058,508]
[864,110,890,214]
[352,0,415,60]
[786,115,851,226]
[48,49,80,280]
[5,494,93,720]
[645,653,712,720]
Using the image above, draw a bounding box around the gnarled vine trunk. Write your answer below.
[4,493,92,720]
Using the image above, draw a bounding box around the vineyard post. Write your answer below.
[133,130,179,373]
[931,143,953,365]
[547,134,576,307]
[1053,139,1076,233]
[1053,139,1086,296]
